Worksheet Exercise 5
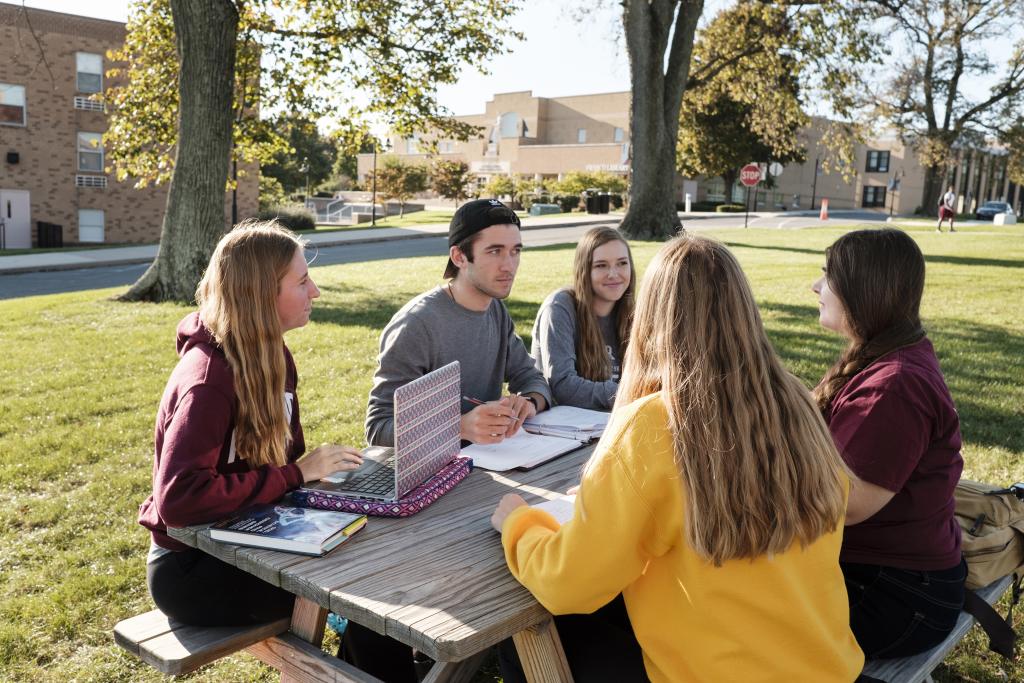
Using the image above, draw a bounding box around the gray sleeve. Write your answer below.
[533,293,617,411]
[365,313,433,447]
[502,307,552,407]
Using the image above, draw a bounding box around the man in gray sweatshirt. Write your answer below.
[365,199,551,447]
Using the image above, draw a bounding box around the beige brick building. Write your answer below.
[357,90,631,191]
[362,90,1022,216]
[0,3,257,248]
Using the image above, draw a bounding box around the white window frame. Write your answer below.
[78,209,105,243]
[78,132,104,172]
[577,128,587,144]
[0,83,26,127]
[76,52,103,94]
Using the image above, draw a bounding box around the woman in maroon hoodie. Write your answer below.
[139,221,363,626]
[812,228,965,659]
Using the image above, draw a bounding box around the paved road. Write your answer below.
[0,223,617,299]
[0,211,891,300]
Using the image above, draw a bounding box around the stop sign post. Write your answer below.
[740,163,761,228]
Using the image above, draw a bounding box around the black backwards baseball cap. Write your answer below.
[444,198,521,278]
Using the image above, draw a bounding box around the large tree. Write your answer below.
[853,0,1024,213]
[109,0,518,302]
[618,1,869,239]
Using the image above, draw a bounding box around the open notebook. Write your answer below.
[462,429,585,471]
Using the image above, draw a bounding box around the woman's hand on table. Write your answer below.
[490,493,528,532]
[297,444,363,483]
[565,485,580,496]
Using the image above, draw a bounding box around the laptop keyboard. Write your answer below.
[344,456,396,496]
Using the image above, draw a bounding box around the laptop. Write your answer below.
[306,361,461,501]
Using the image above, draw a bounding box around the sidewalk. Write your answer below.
[0,213,622,276]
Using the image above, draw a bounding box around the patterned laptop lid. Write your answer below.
[393,361,461,498]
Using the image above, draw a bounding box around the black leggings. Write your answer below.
[498,595,649,683]
[147,548,295,626]
[843,558,967,659]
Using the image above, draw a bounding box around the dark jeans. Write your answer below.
[498,595,649,683]
[338,621,420,683]
[147,548,294,626]
[843,558,967,659]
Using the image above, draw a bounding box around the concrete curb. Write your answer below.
[0,215,622,276]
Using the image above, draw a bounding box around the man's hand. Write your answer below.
[461,398,519,444]
[296,444,363,483]
[490,493,528,532]
[502,393,539,437]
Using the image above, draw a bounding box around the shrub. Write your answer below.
[677,200,723,212]
[553,194,580,213]
[715,203,747,213]
[257,205,317,232]
[610,194,624,210]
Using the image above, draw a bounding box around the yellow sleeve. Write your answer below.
[501,406,672,615]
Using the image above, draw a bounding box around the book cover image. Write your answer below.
[211,504,366,555]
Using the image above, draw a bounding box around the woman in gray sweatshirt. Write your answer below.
[530,226,635,410]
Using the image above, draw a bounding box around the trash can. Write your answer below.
[36,221,63,248]
[584,189,600,214]
[597,193,611,213]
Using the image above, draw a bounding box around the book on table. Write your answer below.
[523,405,609,441]
[209,503,367,556]
[462,405,606,472]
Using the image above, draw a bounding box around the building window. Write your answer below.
[0,83,26,126]
[865,150,890,173]
[498,112,520,139]
[862,185,887,207]
[76,53,103,93]
[79,209,105,243]
[405,134,419,155]
[577,128,587,144]
[78,132,104,172]
[614,127,624,143]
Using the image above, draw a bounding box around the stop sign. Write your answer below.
[740,163,761,187]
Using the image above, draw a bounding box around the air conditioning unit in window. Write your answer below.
[73,96,105,112]
[76,175,107,188]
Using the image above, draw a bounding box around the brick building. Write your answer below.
[364,89,1022,216]
[0,3,257,248]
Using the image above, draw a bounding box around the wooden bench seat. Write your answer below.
[114,609,290,675]
[861,574,1013,683]
[114,608,387,681]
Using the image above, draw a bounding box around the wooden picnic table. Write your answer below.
[169,444,593,683]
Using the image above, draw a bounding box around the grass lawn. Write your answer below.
[0,224,1021,681]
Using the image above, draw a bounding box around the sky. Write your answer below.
[15,0,1018,128]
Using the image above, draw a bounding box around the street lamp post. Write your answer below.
[371,141,377,227]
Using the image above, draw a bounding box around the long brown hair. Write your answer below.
[195,220,304,468]
[812,228,926,411]
[615,234,847,565]
[571,226,635,380]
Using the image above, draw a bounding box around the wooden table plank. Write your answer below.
[170,446,593,665]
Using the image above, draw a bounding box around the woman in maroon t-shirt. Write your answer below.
[811,228,965,659]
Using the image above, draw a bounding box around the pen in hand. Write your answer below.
[462,395,523,421]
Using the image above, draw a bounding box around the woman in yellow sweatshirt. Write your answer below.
[492,234,865,682]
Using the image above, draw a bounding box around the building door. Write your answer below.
[0,189,31,249]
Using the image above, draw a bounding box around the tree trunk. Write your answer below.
[619,0,703,240]
[119,0,238,302]
[722,170,738,203]
[922,165,943,217]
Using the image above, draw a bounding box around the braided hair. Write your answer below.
[812,228,926,412]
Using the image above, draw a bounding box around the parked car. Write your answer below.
[975,201,1016,221]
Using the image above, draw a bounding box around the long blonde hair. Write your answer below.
[571,227,635,380]
[616,234,847,565]
[195,220,304,468]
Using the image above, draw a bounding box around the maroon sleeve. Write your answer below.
[154,384,303,527]
[829,386,931,493]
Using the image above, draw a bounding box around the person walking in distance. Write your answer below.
[937,186,957,233]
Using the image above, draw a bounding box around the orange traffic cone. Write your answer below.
[819,198,829,221]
